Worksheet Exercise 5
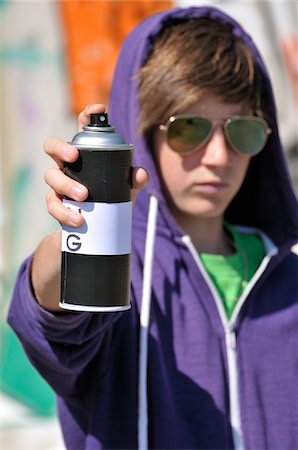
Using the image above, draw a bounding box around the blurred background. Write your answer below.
[0,1,297,449]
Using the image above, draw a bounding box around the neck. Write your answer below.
[173,212,234,255]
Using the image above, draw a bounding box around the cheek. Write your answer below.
[157,150,186,193]
[236,157,251,183]
[154,138,182,186]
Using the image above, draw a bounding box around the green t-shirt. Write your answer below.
[200,225,265,319]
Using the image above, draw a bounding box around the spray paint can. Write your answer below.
[60,113,133,312]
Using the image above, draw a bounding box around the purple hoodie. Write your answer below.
[8,6,298,450]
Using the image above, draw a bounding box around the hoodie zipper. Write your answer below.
[226,322,244,450]
[181,233,277,450]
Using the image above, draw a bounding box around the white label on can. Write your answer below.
[62,200,132,255]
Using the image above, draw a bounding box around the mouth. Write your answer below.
[192,181,229,193]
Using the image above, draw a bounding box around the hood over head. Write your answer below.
[109,6,298,248]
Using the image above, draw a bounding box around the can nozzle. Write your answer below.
[89,113,110,127]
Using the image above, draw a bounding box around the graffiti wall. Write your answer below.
[0,2,76,448]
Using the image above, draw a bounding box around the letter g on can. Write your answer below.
[66,234,82,252]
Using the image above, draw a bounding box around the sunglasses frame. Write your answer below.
[159,115,272,156]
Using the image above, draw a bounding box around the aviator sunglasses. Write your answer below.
[159,115,272,156]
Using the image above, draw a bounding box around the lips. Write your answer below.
[192,181,229,193]
[199,181,228,186]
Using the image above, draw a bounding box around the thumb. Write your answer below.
[131,167,149,205]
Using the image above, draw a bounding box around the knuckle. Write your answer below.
[44,168,52,184]
[45,190,52,203]
[78,106,90,121]
[62,177,74,194]
[47,200,56,217]
[78,110,85,122]
[43,137,58,155]
[44,137,65,162]
[84,103,94,111]
[78,103,105,121]
[53,138,64,156]
[43,136,52,150]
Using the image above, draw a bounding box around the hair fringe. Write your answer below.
[138,18,266,135]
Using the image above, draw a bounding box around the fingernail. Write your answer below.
[68,213,82,226]
[71,185,86,199]
[63,145,76,159]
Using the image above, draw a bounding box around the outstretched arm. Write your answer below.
[31,103,148,311]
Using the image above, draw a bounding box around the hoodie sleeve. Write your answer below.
[7,255,122,401]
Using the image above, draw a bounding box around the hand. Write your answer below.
[44,104,149,227]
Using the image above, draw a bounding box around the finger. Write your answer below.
[44,167,88,201]
[78,104,106,130]
[131,167,150,204]
[44,137,79,169]
[46,189,84,227]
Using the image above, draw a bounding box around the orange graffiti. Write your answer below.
[59,0,172,115]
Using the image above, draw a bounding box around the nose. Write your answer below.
[200,125,230,167]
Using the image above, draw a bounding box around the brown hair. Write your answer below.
[137,18,265,135]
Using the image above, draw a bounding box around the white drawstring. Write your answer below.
[138,195,159,450]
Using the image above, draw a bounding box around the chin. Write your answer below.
[182,199,227,218]
[172,206,226,223]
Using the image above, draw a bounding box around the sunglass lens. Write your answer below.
[167,117,212,153]
[227,118,268,155]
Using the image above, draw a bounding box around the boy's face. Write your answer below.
[153,93,251,225]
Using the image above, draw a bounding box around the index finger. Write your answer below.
[78,104,107,130]
[44,137,79,169]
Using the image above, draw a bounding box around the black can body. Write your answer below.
[60,114,133,312]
